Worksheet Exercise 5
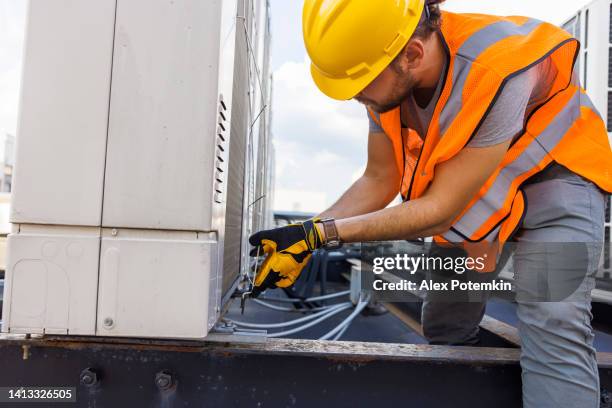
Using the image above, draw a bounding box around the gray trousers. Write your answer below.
[422,165,606,408]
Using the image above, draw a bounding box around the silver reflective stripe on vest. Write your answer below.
[579,92,602,119]
[450,89,585,240]
[441,228,464,242]
[439,19,542,137]
[442,225,501,244]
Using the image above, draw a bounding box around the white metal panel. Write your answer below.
[11,0,116,226]
[0,195,11,271]
[210,0,239,311]
[102,0,225,231]
[581,0,609,114]
[2,226,100,335]
[96,229,216,339]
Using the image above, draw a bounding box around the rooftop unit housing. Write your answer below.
[1,0,273,340]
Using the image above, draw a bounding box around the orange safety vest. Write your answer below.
[370,12,612,272]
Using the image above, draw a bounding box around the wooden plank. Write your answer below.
[480,315,521,347]
[383,302,424,336]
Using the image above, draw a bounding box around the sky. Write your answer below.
[0,0,595,213]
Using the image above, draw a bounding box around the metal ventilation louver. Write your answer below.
[609,2,612,43]
[214,95,229,204]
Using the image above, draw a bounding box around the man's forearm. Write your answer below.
[335,195,450,243]
[330,139,514,243]
[318,175,397,220]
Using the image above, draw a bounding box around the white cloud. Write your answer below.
[271,59,369,212]
[274,188,327,214]
[273,60,367,144]
[443,0,593,25]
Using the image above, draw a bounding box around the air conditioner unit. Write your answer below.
[1,0,272,339]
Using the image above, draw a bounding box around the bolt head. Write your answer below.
[80,368,98,386]
[155,371,174,390]
[103,317,114,327]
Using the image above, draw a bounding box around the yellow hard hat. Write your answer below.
[303,0,426,100]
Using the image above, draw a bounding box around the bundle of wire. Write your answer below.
[229,292,371,341]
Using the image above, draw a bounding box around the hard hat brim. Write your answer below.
[310,62,384,101]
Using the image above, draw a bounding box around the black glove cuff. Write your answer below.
[302,219,324,251]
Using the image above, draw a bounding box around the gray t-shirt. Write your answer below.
[368,56,556,147]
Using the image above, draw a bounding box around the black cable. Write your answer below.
[400,129,407,202]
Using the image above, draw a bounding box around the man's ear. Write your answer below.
[401,40,425,70]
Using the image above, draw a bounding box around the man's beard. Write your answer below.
[366,72,416,114]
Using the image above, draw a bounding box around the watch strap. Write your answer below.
[319,218,341,249]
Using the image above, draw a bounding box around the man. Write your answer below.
[249,0,612,406]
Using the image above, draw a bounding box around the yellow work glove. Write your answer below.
[248,219,325,296]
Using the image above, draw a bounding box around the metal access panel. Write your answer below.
[10,0,116,226]
[102,0,228,232]
[2,225,100,336]
[96,230,218,339]
[2,0,117,337]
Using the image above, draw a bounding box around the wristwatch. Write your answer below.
[318,218,342,250]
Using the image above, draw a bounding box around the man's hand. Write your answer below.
[249,219,325,296]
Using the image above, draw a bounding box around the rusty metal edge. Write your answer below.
[5,334,612,369]
[0,335,521,365]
